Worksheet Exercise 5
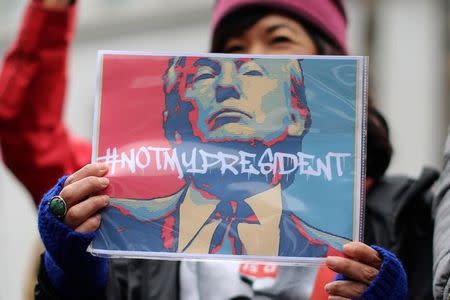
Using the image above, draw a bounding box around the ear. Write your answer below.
[284,60,304,82]
[163,57,182,93]
[287,112,305,136]
[286,59,307,137]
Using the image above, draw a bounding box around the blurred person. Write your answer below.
[433,125,450,300]
[0,0,439,299]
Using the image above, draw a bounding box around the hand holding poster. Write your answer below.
[90,51,368,264]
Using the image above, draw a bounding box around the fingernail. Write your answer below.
[98,163,109,172]
[99,177,109,186]
[324,283,332,292]
[326,256,339,269]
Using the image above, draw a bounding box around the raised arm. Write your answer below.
[0,0,90,205]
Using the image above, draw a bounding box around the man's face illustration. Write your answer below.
[180,58,306,144]
[162,56,310,199]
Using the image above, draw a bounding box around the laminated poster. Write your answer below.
[90,51,368,264]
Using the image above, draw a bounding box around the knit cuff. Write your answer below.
[335,246,407,300]
[38,175,108,299]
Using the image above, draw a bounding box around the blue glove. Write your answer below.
[38,176,109,299]
[335,245,408,300]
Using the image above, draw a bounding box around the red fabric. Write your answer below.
[309,247,343,299]
[310,264,337,300]
[0,0,90,205]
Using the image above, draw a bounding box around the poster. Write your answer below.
[90,51,368,263]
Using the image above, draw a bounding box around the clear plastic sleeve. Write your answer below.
[89,51,368,265]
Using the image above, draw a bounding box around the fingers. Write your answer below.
[65,195,109,229]
[75,214,102,233]
[60,176,109,210]
[65,163,109,187]
[326,256,379,285]
[342,242,382,269]
[325,280,367,299]
[59,163,110,231]
[325,242,382,298]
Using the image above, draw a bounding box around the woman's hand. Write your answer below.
[59,163,110,233]
[42,0,73,11]
[325,241,383,299]
[37,163,111,298]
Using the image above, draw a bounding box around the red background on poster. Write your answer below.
[98,54,185,199]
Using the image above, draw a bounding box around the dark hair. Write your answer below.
[211,5,338,55]
[211,5,393,181]
[366,98,393,180]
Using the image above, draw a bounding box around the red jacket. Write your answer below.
[0,0,90,204]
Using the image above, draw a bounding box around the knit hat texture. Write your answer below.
[211,0,348,54]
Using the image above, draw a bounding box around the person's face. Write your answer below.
[182,57,305,144]
[222,13,318,56]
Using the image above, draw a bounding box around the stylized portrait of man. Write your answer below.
[98,56,348,257]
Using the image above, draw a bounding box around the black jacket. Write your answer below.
[365,168,438,300]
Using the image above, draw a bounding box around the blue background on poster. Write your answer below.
[284,58,360,240]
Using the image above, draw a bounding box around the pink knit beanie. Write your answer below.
[211,0,348,54]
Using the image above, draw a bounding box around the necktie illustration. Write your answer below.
[207,200,260,255]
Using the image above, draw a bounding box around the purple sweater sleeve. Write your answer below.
[335,245,408,300]
[38,176,109,299]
